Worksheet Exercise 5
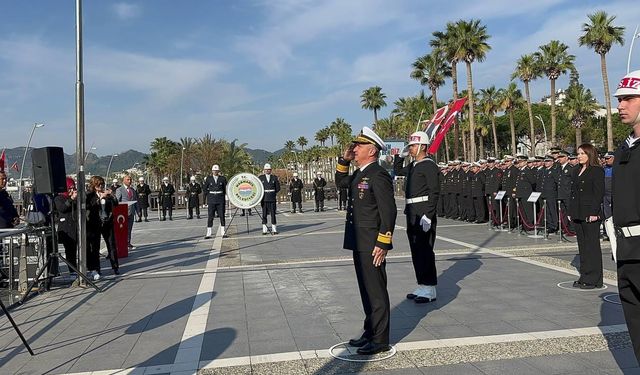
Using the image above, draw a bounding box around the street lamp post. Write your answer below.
[180,147,185,190]
[84,141,96,161]
[535,115,548,155]
[106,154,118,179]
[18,123,44,198]
[627,25,640,74]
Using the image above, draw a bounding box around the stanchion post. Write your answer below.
[499,198,504,231]
[543,199,548,239]
[532,200,538,237]
[507,197,511,232]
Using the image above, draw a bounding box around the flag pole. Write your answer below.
[75,0,88,286]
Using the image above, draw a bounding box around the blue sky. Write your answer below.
[1,0,637,155]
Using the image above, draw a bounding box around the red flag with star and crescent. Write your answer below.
[11,162,19,172]
[0,149,5,172]
[428,97,467,154]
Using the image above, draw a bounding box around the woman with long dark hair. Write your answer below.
[86,176,120,279]
[569,143,605,289]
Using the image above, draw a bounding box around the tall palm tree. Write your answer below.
[410,51,451,113]
[512,54,542,156]
[220,139,252,177]
[479,86,502,157]
[284,140,296,152]
[455,19,491,161]
[476,117,490,158]
[579,11,625,151]
[534,40,576,145]
[500,82,525,155]
[432,22,463,159]
[315,128,329,147]
[562,83,599,149]
[360,86,387,127]
[297,136,308,152]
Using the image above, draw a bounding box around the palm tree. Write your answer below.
[579,11,625,151]
[432,22,463,159]
[476,117,490,158]
[315,128,329,147]
[220,139,252,177]
[297,136,308,152]
[562,82,599,149]
[512,54,542,156]
[284,140,296,152]
[360,86,387,127]
[500,83,525,155]
[479,86,502,157]
[454,19,491,161]
[194,134,223,174]
[534,40,576,145]
[411,51,451,113]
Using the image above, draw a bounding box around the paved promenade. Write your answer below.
[0,199,638,374]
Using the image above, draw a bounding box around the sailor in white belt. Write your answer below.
[393,131,441,303]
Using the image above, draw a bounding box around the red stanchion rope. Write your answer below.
[558,207,576,236]
[517,202,545,230]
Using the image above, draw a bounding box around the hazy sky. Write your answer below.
[1,0,637,155]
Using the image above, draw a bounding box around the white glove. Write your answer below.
[420,215,432,232]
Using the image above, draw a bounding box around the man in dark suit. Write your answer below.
[115,175,138,250]
[612,69,640,363]
[336,126,396,355]
[393,131,439,303]
[203,165,227,238]
[259,163,280,234]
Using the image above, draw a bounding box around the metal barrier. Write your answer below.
[0,227,48,307]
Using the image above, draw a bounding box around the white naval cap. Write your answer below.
[407,131,430,146]
[614,70,640,97]
[353,126,386,151]
[212,164,220,171]
[162,176,169,181]
[190,176,196,181]
[264,163,272,170]
[138,177,144,181]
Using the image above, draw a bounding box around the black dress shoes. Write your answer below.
[406,292,417,300]
[356,342,390,355]
[348,336,369,347]
[573,280,584,288]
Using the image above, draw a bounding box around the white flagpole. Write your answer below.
[628,25,640,74]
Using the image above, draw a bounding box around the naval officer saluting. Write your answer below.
[335,126,396,355]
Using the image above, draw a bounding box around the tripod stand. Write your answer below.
[226,206,274,235]
[19,203,101,305]
[0,297,34,355]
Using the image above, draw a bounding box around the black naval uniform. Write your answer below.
[515,166,536,229]
[393,155,439,286]
[313,176,327,211]
[613,137,640,362]
[159,183,175,220]
[203,175,227,228]
[460,169,473,221]
[186,181,203,219]
[338,186,348,210]
[558,162,575,233]
[259,173,281,226]
[336,157,396,346]
[471,170,487,223]
[437,169,447,217]
[502,164,519,226]
[136,183,151,222]
[289,177,304,213]
[484,167,502,225]
[539,166,559,232]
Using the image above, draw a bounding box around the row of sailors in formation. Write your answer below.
[434,149,614,234]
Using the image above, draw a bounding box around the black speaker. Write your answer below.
[32,147,67,195]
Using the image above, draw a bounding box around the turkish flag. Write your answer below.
[11,162,19,172]
[0,149,5,172]
[423,105,449,142]
[428,97,467,154]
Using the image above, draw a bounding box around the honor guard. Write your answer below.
[514,156,536,229]
[186,176,202,219]
[612,70,640,362]
[436,163,447,217]
[313,171,327,212]
[471,163,487,223]
[501,155,519,227]
[556,150,575,232]
[484,158,502,225]
[289,172,304,213]
[539,156,559,233]
[338,185,348,211]
[203,165,227,238]
[159,177,175,220]
[603,152,614,220]
[259,163,281,234]
[393,131,439,303]
[336,126,396,355]
[136,177,151,222]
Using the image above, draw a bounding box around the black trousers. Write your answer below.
[353,250,389,345]
[188,198,200,218]
[339,193,347,209]
[574,220,603,286]
[472,197,486,222]
[315,198,324,210]
[207,202,225,227]
[544,198,558,232]
[57,231,77,270]
[517,198,534,229]
[86,230,102,273]
[291,201,302,212]
[161,204,173,219]
[127,213,134,245]
[406,217,437,285]
[100,222,119,271]
[137,205,148,220]
[618,260,640,363]
[261,201,277,224]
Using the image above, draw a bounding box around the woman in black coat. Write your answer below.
[86,176,120,278]
[569,143,605,289]
[54,177,78,271]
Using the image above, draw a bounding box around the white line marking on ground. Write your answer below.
[436,235,618,287]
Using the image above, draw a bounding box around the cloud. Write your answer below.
[112,3,141,20]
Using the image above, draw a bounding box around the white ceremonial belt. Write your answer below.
[406,196,429,204]
[209,191,223,194]
[265,189,276,192]
[617,224,640,238]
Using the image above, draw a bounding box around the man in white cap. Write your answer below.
[136,176,151,222]
[186,176,202,220]
[110,178,120,193]
[612,69,640,362]
[312,171,327,212]
[288,172,304,213]
[203,165,227,238]
[393,131,440,303]
[259,163,281,234]
[336,126,396,355]
[159,177,175,221]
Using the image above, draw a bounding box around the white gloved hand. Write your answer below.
[420,215,432,232]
